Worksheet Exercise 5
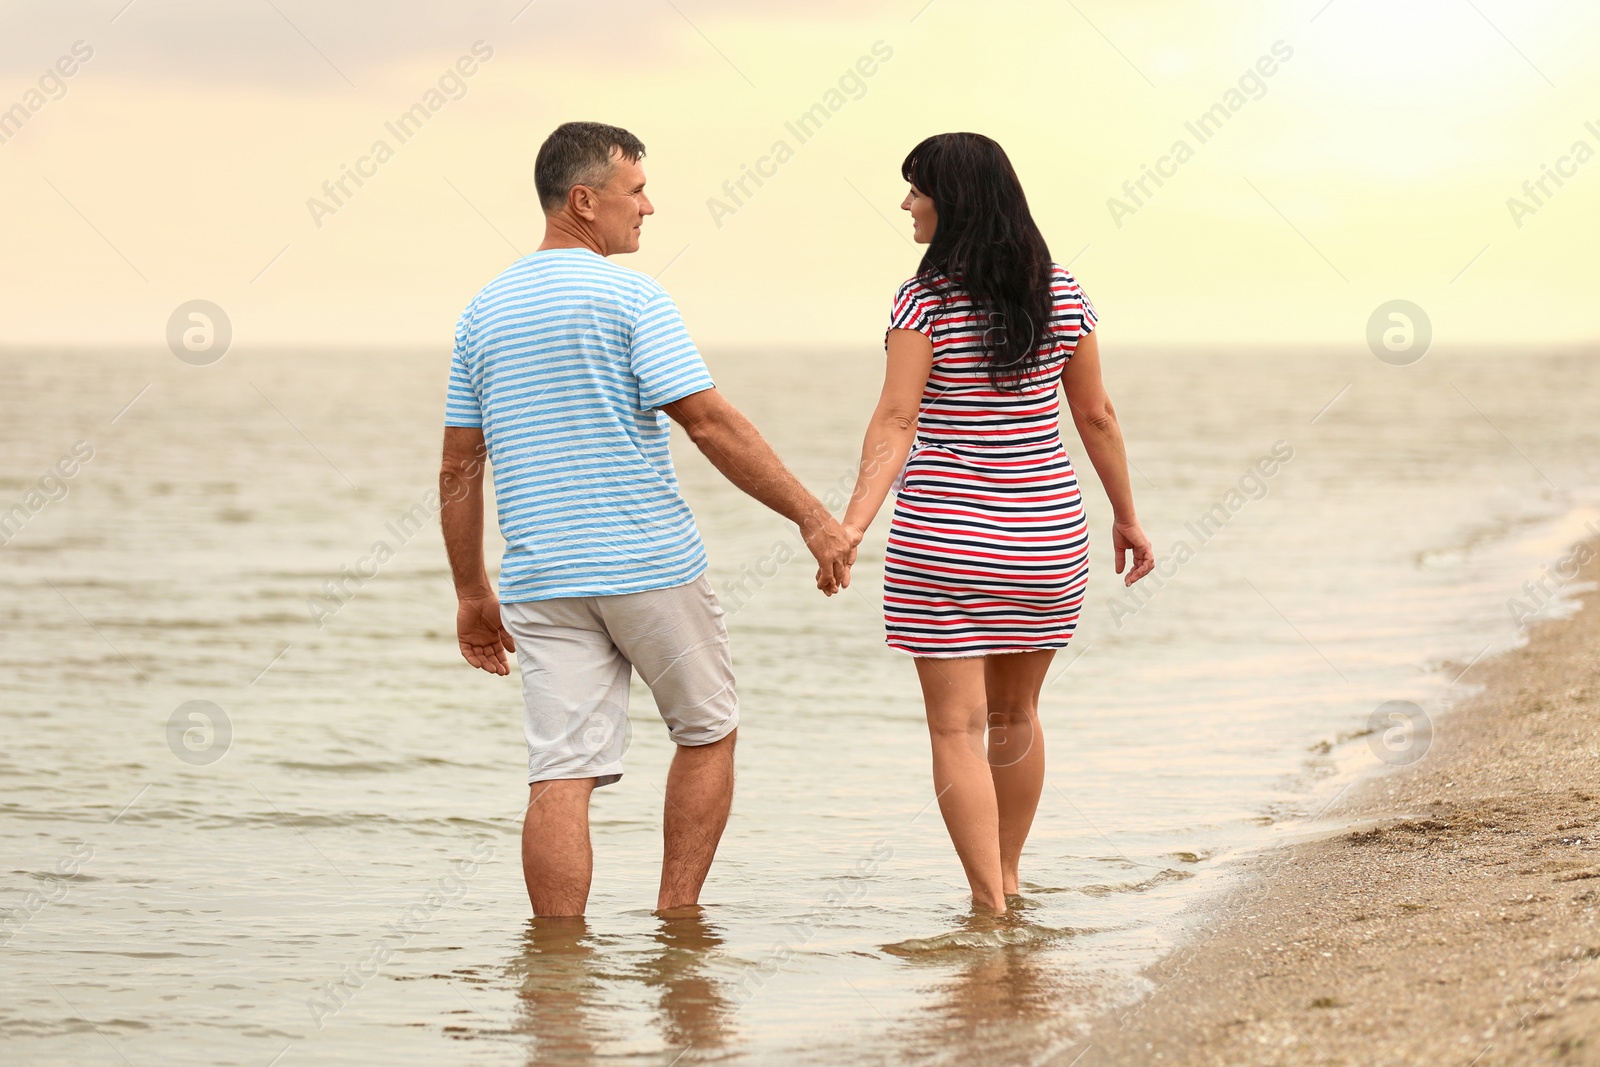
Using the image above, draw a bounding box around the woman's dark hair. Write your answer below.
[901,133,1057,390]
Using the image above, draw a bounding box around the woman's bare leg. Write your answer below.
[983,651,1055,895]
[915,657,1007,912]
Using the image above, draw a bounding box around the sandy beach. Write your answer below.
[1069,545,1600,1065]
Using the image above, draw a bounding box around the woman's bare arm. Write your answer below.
[842,329,935,541]
[1060,331,1155,586]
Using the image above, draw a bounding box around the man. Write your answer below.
[440,121,854,917]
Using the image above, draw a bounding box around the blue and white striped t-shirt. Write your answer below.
[445,247,715,602]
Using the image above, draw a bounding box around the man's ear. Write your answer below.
[568,184,599,221]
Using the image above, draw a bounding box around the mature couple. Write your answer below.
[440,122,1152,918]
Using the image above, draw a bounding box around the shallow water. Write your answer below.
[2,344,1597,1065]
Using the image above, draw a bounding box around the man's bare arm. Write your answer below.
[662,388,855,594]
[440,426,515,674]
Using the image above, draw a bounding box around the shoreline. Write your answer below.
[1068,545,1600,1066]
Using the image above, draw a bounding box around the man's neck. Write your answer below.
[537,215,606,256]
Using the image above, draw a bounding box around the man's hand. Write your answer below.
[457,592,516,675]
[803,513,856,596]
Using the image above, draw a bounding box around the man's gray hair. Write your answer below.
[534,121,646,214]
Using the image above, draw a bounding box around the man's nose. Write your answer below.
[640,196,655,216]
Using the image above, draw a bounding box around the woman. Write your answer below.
[841,133,1154,914]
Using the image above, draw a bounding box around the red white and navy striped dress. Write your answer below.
[883,266,1097,658]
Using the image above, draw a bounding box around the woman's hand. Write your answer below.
[814,523,866,595]
[802,514,856,596]
[1112,518,1154,587]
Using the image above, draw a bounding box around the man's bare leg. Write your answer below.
[522,778,597,916]
[658,729,737,911]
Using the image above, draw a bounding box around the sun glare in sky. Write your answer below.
[1,0,1596,350]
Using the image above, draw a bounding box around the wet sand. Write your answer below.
[1069,546,1600,1066]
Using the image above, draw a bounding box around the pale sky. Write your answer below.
[2,0,1597,350]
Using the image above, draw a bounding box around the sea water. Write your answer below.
[2,344,1597,1065]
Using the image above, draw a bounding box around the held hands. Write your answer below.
[456,591,516,675]
[1113,517,1155,587]
[802,513,860,596]
[840,522,866,586]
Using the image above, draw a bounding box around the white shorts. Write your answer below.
[500,575,738,788]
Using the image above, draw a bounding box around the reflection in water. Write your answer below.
[636,909,737,1055]
[894,911,1094,1065]
[506,917,615,1065]
[882,899,1083,957]
[505,910,735,1066]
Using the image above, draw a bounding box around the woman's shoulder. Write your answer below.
[892,272,946,314]
[1048,263,1089,298]
[894,270,962,307]
[889,272,954,336]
